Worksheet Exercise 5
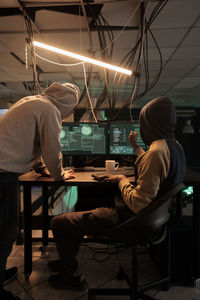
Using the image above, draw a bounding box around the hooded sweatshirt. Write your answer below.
[0,82,80,180]
[116,96,186,215]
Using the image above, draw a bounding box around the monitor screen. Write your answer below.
[0,108,8,117]
[109,122,147,155]
[60,122,108,155]
[133,122,148,150]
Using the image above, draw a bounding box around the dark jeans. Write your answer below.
[0,172,19,290]
[51,207,120,274]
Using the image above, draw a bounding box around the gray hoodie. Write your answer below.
[0,82,79,180]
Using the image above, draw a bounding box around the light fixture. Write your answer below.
[182,119,194,134]
[33,41,132,76]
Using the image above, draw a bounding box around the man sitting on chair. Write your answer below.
[48,96,186,290]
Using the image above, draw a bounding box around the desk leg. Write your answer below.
[23,184,32,280]
[193,185,200,286]
[42,186,49,250]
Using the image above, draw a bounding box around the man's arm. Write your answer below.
[33,157,51,177]
[129,131,145,157]
[118,149,169,214]
[98,148,169,214]
[38,109,75,181]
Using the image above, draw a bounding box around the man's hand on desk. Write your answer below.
[41,170,51,177]
[35,168,51,177]
[34,162,51,177]
[64,169,76,180]
[92,174,126,183]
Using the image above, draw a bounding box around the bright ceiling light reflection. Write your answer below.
[33,41,132,76]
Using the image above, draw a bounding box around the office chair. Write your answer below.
[87,182,185,300]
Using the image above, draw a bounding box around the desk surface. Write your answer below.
[19,167,135,186]
[19,167,199,186]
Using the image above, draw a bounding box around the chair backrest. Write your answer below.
[106,183,185,245]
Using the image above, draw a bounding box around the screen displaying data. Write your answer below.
[0,109,8,117]
[133,123,148,150]
[109,122,148,155]
[60,122,108,155]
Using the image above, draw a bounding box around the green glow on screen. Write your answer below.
[183,186,193,196]
[63,186,78,209]
[102,110,107,120]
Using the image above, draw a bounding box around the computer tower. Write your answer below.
[150,215,193,285]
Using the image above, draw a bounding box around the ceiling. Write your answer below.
[0,0,200,120]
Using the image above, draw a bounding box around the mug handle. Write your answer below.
[114,162,119,170]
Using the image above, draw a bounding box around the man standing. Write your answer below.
[0,82,79,299]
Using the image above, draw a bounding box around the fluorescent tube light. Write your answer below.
[33,41,132,76]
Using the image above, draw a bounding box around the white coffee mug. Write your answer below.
[105,160,119,172]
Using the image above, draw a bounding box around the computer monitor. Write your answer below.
[133,122,148,150]
[0,108,8,117]
[60,122,108,155]
[109,122,148,155]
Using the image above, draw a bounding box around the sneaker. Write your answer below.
[48,272,86,291]
[48,260,78,275]
[0,288,20,299]
[48,260,63,273]
[3,267,18,286]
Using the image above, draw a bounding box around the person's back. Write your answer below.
[138,96,186,194]
[0,96,58,174]
[116,96,186,215]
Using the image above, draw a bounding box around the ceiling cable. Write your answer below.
[112,0,167,120]
[32,50,84,66]
[82,63,98,123]
[17,0,40,33]
[97,0,143,57]
[80,0,93,51]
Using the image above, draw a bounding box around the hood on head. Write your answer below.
[42,82,80,119]
[139,96,176,145]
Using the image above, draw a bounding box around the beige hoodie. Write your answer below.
[0,82,80,180]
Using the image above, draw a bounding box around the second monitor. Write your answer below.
[109,122,148,155]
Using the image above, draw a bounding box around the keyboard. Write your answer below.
[72,167,95,172]
[92,168,135,180]
[64,166,135,178]
[64,166,95,172]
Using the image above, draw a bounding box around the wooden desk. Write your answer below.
[19,169,135,280]
[20,168,200,284]
[183,168,200,286]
